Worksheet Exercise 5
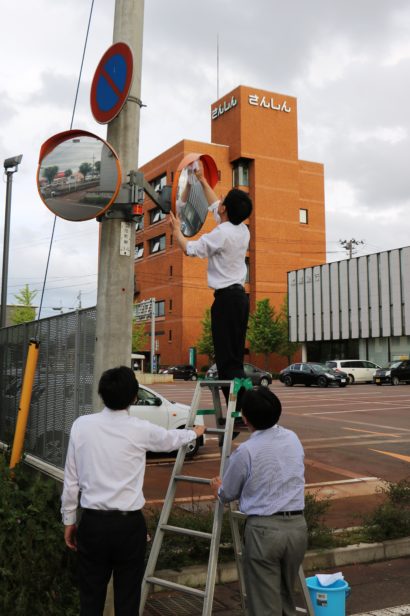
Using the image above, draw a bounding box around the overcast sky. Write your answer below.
[1,0,410,317]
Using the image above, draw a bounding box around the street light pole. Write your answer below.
[1,155,23,328]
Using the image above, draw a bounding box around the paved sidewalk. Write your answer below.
[144,557,410,615]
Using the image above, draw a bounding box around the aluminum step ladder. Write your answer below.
[229,508,315,616]
[139,378,245,616]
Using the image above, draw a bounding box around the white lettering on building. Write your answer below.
[248,94,291,113]
[211,95,238,120]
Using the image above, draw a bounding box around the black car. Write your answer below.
[205,362,272,386]
[373,360,410,386]
[159,364,198,381]
[279,363,348,387]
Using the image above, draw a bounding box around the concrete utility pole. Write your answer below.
[92,0,145,407]
[339,238,364,259]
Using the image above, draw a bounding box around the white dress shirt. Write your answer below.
[61,407,196,525]
[186,217,250,290]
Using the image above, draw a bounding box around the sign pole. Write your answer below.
[92,0,145,408]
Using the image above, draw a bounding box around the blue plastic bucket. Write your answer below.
[306,576,351,616]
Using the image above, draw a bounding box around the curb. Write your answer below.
[149,537,410,592]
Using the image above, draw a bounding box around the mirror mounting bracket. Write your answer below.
[98,170,171,222]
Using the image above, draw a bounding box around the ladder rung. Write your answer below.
[174,474,210,484]
[196,409,216,415]
[145,576,206,598]
[161,524,212,540]
[203,427,225,434]
[200,379,233,387]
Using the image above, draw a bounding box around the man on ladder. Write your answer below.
[211,386,308,616]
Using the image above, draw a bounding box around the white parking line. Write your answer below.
[351,605,410,615]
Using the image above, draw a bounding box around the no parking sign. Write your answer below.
[90,42,134,124]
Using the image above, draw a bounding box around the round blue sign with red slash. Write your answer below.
[90,42,133,124]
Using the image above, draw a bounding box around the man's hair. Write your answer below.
[223,189,253,225]
[98,366,139,410]
[241,386,282,430]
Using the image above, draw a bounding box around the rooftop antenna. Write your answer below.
[216,32,220,100]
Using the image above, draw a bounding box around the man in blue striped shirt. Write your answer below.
[211,387,307,616]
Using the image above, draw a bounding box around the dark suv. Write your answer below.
[159,364,198,381]
[373,360,410,386]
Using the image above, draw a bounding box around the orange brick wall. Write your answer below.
[135,85,325,372]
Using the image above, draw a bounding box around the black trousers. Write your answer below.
[211,286,249,403]
[77,510,147,616]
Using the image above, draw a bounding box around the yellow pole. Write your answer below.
[9,339,40,469]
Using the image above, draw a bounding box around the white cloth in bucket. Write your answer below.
[316,572,344,586]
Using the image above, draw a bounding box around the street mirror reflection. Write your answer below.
[172,153,218,237]
[37,130,121,221]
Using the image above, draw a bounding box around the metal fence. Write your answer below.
[0,308,96,469]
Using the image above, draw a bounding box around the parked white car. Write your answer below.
[325,359,381,384]
[129,384,204,458]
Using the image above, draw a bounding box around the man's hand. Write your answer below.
[169,210,180,232]
[64,524,78,551]
[192,425,206,438]
[210,476,222,496]
[169,211,188,253]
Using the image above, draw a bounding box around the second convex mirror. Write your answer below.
[37,130,122,221]
[172,153,218,237]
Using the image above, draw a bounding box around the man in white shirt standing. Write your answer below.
[170,172,252,404]
[61,365,204,616]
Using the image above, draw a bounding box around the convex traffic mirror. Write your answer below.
[171,153,218,237]
[37,130,122,221]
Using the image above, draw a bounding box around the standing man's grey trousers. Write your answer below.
[243,514,308,616]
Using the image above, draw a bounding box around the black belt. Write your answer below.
[272,510,304,517]
[82,508,141,517]
[214,284,245,296]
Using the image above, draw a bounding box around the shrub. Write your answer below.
[362,478,410,542]
[0,453,79,615]
[304,492,334,549]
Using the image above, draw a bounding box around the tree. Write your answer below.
[247,299,282,369]
[79,162,92,178]
[132,319,148,353]
[42,166,59,185]
[196,308,214,365]
[64,168,73,179]
[277,295,300,364]
[10,284,38,325]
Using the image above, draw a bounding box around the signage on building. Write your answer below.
[248,93,292,113]
[211,95,238,120]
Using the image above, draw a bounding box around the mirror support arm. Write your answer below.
[99,170,171,222]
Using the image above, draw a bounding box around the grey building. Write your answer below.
[288,246,410,366]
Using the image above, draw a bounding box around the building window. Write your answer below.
[150,207,166,225]
[155,300,165,317]
[299,209,308,224]
[150,234,166,254]
[168,329,172,342]
[169,299,173,311]
[150,173,167,193]
[136,217,144,232]
[169,265,173,277]
[134,243,144,260]
[245,257,250,283]
[232,159,250,187]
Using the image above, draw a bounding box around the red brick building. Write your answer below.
[135,85,326,371]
